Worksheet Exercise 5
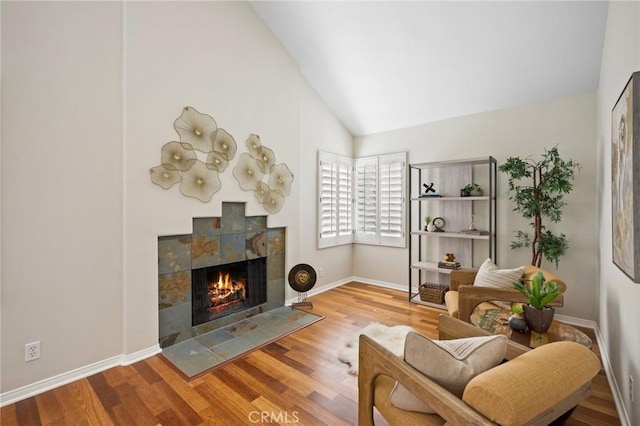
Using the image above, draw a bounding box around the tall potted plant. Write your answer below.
[499,146,580,267]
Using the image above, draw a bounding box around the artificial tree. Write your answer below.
[499,146,580,267]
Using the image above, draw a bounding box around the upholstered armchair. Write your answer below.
[358,315,600,426]
[444,262,567,323]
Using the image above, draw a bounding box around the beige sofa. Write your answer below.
[444,264,567,323]
[358,315,600,426]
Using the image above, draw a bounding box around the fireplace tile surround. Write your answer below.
[158,202,285,348]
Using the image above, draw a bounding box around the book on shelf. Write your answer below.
[437,261,461,270]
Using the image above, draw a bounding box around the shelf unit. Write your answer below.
[408,157,497,308]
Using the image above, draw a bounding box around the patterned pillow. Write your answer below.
[389,332,508,413]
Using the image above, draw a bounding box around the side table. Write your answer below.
[470,307,592,349]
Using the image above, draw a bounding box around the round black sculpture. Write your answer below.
[288,263,317,308]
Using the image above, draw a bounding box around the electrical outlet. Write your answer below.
[25,341,40,362]
[317,267,324,277]
[630,375,635,403]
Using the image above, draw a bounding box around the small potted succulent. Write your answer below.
[424,216,436,232]
[461,183,483,197]
[508,304,528,333]
[513,272,561,333]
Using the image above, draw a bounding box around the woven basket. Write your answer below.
[419,282,448,304]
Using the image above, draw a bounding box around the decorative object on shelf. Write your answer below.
[420,182,441,198]
[150,106,238,202]
[499,146,580,267]
[612,71,640,283]
[233,134,294,214]
[419,282,448,304]
[468,214,477,231]
[508,305,528,333]
[459,215,489,235]
[424,216,432,231]
[461,183,483,197]
[437,253,460,270]
[288,263,317,308]
[432,217,446,232]
[513,271,561,333]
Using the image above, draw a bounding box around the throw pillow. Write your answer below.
[473,258,525,309]
[389,332,508,414]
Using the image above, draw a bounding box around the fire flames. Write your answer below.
[208,272,246,308]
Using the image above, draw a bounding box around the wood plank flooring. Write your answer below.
[1,282,621,425]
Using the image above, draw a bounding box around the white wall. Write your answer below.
[299,79,354,289]
[597,1,640,423]
[1,2,124,392]
[123,1,305,354]
[1,1,352,397]
[353,92,599,320]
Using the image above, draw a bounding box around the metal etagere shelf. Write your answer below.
[408,157,497,308]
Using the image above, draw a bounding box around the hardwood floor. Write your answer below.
[1,282,621,425]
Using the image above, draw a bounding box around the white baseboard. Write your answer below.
[593,324,631,425]
[284,276,406,306]
[351,276,406,292]
[285,276,354,305]
[0,344,161,407]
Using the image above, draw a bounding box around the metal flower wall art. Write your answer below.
[233,134,294,213]
[150,106,237,202]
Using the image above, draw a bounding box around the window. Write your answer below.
[318,152,353,248]
[318,151,406,249]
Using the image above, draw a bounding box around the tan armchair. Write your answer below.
[444,264,567,323]
[358,315,600,426]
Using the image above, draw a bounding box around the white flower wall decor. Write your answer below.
[150,106,237,203]
[232,134,294,213]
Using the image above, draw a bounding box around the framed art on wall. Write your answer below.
[612,71,640,283]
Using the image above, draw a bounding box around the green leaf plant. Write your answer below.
[498,146,580,267]
[513,272,560,309]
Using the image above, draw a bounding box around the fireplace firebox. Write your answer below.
[191,258,267,326]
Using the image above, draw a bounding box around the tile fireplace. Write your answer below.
[158,202,285,348]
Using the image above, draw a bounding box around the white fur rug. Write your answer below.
[338,322,415,375]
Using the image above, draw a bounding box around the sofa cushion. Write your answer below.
[522,264,567,293]
[443,290,459,318]
[462,341,600,425]
[375,375,446,425]
[389,332,507,413]
[472,258,525,309]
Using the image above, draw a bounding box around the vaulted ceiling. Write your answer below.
[251,1,608,136]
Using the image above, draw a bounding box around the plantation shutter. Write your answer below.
[379,153,406,247]
[337,159,353,238]
[318,150,405,248]
[318,152,353,248]
[354,157,378,244]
